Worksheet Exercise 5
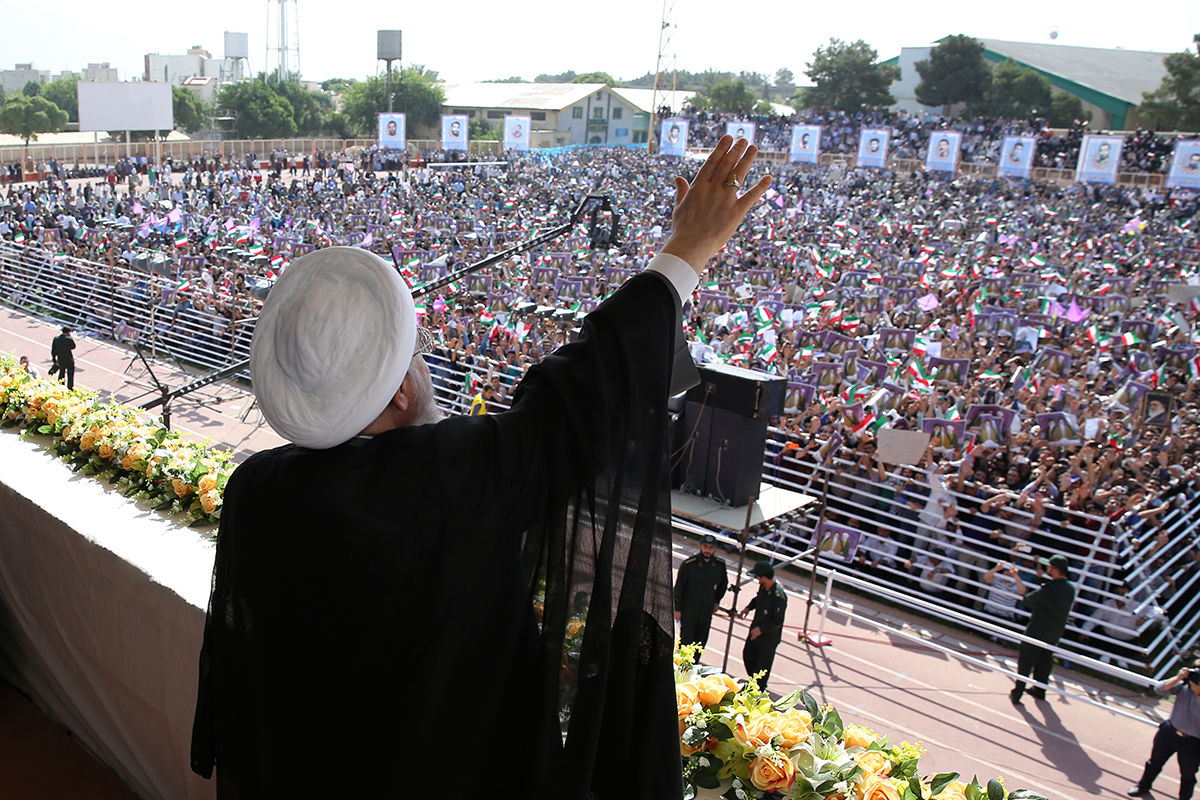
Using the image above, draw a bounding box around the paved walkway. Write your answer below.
[0,304,1178,800]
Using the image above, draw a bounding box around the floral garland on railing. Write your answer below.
[674,645,1048,800]
[0,354,234,527]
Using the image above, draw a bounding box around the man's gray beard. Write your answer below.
[411,401,444,427]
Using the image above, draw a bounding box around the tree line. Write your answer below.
[1,35,1197,146]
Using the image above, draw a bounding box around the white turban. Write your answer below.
[250,246,417,449]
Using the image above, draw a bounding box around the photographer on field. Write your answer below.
[1128,662,1200,800]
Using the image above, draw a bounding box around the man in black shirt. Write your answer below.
[740,560,788,690]
[49,326,75,390]
[674,533,728,650]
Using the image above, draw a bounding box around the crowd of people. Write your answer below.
[2,135,1199,670]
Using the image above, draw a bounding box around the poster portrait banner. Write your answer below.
[925,130,962,174]
[725,120,756,144]
[1075,134,1123,185]
[856,128,890,169]
[503,115,531,152]
[1165,138,1200,189]
[377,113,407,149]
[660,118,688,157]
[814,521,862,564]
[997,136,1036,179]
[790,125,821,164]
[441,114,468,151]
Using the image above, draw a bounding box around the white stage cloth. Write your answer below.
[0,432,216,800]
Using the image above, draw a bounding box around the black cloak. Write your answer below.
[192,270,695,798]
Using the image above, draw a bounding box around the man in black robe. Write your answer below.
[191,136,771,798]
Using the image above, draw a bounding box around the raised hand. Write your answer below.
[661,135,773,274]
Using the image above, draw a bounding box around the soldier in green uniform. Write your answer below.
[1010,553,1076,704]
[674,533,729,650]
[740,560,787,690]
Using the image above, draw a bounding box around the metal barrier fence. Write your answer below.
[3,239,1196,680]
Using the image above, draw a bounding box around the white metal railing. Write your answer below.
[5,239,1197,679]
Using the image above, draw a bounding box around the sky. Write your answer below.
[2,0,1197,87]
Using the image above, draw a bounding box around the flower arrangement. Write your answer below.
[0,354,235,527]
[674,645,1048,800]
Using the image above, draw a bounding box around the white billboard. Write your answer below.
[78,82,174,132]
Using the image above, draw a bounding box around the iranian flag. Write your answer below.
[908,360,931,386]
[755,306,774,325]
[976,369,1003,380]
[174,233,189,248]
[306,219,319,230]
[479,309,495,324]
[1030,255,1048,268]
[1188,356,1200,381]
[794,346,815,362]
[202,233,217,247]
[247,244,264,257]
[1121,331,1141,346]
[1085,325,1100,344]
[270,253,284,267]
[912,337,929,357]
[761,344,778,363]
[52,253,67,265]
[176,278,191,292]
[852,411,878,434]
[413,300,428,317]
[390,211,403,223]
[814,262,833,280]
[946,406,962,421]
[13,232,25,244]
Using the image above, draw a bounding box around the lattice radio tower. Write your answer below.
[266,0,301,81]
[647,0,677,154]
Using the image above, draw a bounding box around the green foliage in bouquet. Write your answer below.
[675,644,1049,800]
[0,354,235,527]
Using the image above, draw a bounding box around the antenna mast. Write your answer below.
[647,0,676,154]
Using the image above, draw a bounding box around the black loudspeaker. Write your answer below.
[673,365,786,506]
[683,362,786,419]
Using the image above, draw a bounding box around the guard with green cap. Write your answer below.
[1010,552,1076,704]
[674,532,728,650]
[740,559,787,690]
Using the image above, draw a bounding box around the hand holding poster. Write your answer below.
[790,124,821,164]
[503,115,531,152]
[660,118,688,157]
[441,115,468,151]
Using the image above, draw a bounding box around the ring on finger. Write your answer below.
[723,174,741,189]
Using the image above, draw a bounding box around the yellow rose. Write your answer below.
[198,473,218,493]
[843,725,877,749]
[856,750,893,777]
[676,682,700,719]
[932,781,968,800]
[695,674,739,707]
[566,619,585,637]
[774,708,813,749]
[749,751,795,793]
[854,773,901,800]
[80,432,95,451]
[171,477,193,497]
[200,490,221,516]
[735,714,778,749]
[97,442,115,461]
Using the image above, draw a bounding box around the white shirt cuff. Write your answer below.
[647,252,699,303]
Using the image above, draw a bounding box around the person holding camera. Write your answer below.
[1128,664,1200,800]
